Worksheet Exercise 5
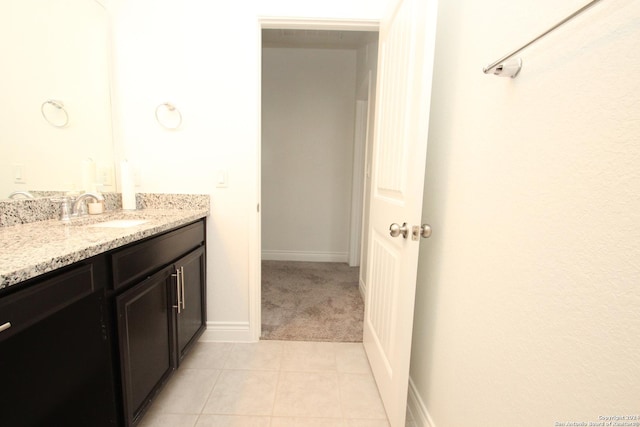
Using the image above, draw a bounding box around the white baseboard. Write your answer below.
[359,277,367,299]
[407,376,436,427]
[199,321,255,342]
[262,250,348,263]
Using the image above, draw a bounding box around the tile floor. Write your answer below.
[138,340,392,427]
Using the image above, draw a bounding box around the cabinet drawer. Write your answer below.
[111,220,204,290]
[0,264,95,342]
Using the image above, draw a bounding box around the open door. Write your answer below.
[363,0,438,425]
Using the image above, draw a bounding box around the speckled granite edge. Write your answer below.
[0,207,209,289]
[136,193,210,210]
[0,193,210,227]
[0,198,59,227]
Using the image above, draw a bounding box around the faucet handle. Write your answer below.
[52,197,73,221]
[76,200,89,216]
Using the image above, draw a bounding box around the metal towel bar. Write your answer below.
[483,0,604,77]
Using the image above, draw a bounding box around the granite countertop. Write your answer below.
[0,208,208,290]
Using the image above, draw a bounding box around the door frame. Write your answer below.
[251,17,380,341]
[348,99,368,267]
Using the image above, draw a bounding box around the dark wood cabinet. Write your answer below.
[116,267,175,426]
[0,260,119,427]
[111,221,206,291]
[1,218,206,427]
[111,219,206,426]
[175,245,206,365]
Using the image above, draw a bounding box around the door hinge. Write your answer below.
[257,203,260,213]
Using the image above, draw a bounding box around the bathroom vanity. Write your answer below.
[0,256,118,426]
[113,220,206,426]
[0,202,208,427]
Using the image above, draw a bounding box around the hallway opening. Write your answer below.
[260,28,378,341]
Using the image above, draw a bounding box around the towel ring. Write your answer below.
[155,102,182,130]
[41,100,69,128]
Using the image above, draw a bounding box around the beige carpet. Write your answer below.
[261,261,364,342]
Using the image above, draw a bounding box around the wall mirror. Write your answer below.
[0,0,115,200]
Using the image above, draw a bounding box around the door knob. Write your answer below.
[389,222,409,238]
[420,224,432,238]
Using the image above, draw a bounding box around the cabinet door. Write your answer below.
[175,246,206,364]
[117,267,175,426]
[0,264,118,427]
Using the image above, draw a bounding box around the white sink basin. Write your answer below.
[90,219,149,228]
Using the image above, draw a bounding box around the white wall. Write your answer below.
[110,0,384,340]
[262,48,357,262]
[409,0,640,426]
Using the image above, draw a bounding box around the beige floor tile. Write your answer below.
[223,341,284,370]
[137,339,391,427]
[202,369,279,416]
[195,414,271,427]
[273,371,342,418]
[180,342,233,369]
[137,412,199,427]
[270,417,347,427]
[346,420,391,427]
[334,343,371,374]
[338,373,387,420]
[151,369,220,414]
[280,341,337,372]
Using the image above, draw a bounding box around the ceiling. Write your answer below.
[262,29,378,49]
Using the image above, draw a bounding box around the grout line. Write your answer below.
[145,340,388,426]
[333,342,348,421]
[336,369,347,423]
[219,342,234,368]
[270,353,284,419]
[220,342,236,369]
[195,368,223,416]
[275,340,284,371]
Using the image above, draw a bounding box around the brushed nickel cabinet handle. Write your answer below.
[0,322,12,333]
[180,266,185,310]
[172,269,182,314]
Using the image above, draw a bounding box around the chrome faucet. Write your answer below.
[71,192,105,216]
[8,191,35,199]
[57,197,73,221]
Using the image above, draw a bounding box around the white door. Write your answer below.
[363,0,438,425]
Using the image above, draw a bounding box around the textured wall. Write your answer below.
[410,0,640,425]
